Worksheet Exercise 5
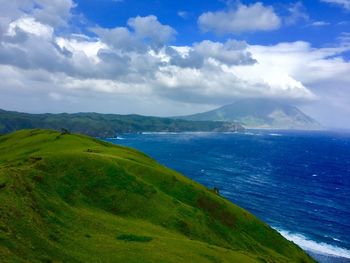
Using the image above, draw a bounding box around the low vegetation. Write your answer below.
[0,129,314,262]
[0,109,243,137]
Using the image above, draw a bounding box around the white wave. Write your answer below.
[244,132,264,136]
[141,132,179,135]
[269,133,282,136]
[275,228,350,259]
[105,136,125,140]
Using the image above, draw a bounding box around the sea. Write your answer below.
[105,130,350,263]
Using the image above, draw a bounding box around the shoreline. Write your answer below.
[307,250,350,263]
[275,228,350,263]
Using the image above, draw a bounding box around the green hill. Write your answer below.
[0,109,243,137]
[0,129,314,262]
[177,99,322,130]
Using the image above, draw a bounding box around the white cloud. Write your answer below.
[177,11,189,19]
[242,41,350,127]
[127,15,176,45]
[247,41,350,86]
[7,17,54,39]
[92,27,142,52]
[1,1,350,127]
[167,39,256,68]
[0,18,317,110]
[321,0,350,10]
[32,0,75,26]
[339,32,350,42]
[285,2,309,25]
[198,2,281,34]
[0,0,74,31]
[311,21,330,26]
[56,37,107,63]
[0,7,326,111]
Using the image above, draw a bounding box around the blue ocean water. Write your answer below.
[105,131,350,261]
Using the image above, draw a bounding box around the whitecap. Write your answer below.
[274,228,350,259]
[269,133,282,136]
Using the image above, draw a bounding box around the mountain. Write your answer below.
[0,129,314,262]
[0,109,244,137]
[177,99,322,130]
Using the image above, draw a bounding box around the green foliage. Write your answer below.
[0,109,243,137]
[0,129,315,262]
[117,234,153,242]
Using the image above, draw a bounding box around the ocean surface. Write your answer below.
[105,130,350,262]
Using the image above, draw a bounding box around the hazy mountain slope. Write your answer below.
[0,109,243,137]
[0,129,314,262]
[178,99,322,130]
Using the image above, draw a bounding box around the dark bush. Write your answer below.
[117,234,153,242]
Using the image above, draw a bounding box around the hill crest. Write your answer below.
[0,129,314,262]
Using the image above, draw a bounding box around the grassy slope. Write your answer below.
[0,129,314,263]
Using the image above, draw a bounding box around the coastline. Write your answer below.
[307,251,350,263]
[276,229,350,263]
[108,132,350,263]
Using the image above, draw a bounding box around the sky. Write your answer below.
[0,0,349,128]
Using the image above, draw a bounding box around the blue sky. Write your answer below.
[74,0,349,47]
[0,0,349,127]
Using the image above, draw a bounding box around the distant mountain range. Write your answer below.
[176,99,322,130]
[0,109,243,137]
[0,99,322,136]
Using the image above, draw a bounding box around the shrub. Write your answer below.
[117,234,153,243]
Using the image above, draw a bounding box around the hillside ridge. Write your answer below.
[0,129,315,262]
[0,109,243,137]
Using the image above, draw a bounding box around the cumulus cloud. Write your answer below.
[127,15,176,46]
[92,15,176,52]
[247,41,350,87]
[243,41,350,126]
[31,0,75,27]
[7,17,54,39]
[284,2,309,25]
[198,2,281,34]
[167,39,256,69]
[92,27,142,52]
[321,0,350,10]
[0,0,74,33]
[1,0,350,127]
[0,1,317,112]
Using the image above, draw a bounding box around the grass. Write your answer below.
[0,129,315,262]
[117,234,153,242]
[0,109,244,137]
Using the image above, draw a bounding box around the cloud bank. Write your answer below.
[0,0,350,127]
